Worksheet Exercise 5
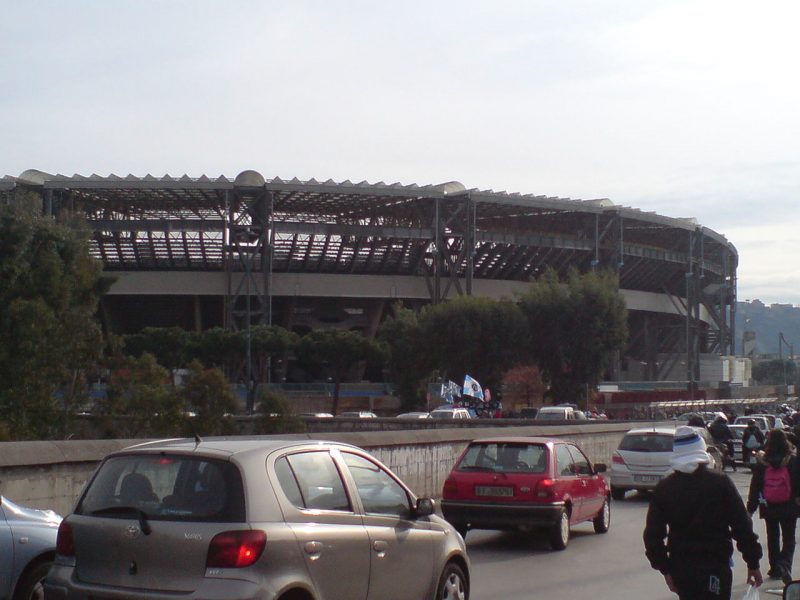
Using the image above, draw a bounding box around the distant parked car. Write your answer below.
[395,411,431,419]
[299,412,334,418]
[441,436,610,550]
[1,495,62,600]
[339,411,378,418]
[430,408,472,420]
[535,406,580,421]
[47,438,470,600]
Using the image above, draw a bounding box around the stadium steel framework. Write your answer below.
[1,169,738,389]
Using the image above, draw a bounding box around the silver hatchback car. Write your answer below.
[46,438,469,600]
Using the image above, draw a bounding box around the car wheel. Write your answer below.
[435,562,468,600]
[549,509,570,551]
[611,486,626,501]
[13,561,51,600]
[593,498,610,533]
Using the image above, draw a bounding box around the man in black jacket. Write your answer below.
[644,426,763,599]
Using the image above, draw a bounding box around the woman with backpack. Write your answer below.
[746,429,799,583]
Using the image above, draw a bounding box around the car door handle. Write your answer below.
[304,541,323,555]
[373,540,388,556]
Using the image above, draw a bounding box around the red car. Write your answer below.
[441,436,610,550]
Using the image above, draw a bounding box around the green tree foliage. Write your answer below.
[123,326,190,383]
[241,325,299,383]
[752,359,796,386]
[254,387,306,434]
[0,206,110,439]
[420,295,527,396]
[296,329,388,415]
[101,353,183,437]
[180,360,238,435]
[517,268,628,405]
[378,304,431,410]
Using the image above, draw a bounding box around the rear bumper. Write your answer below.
[45,564,274,600]
[609,470,667,490]
[441,499,565,529]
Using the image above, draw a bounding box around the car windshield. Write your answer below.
[457,442,547,473]
[430,411,455,419]
[76,454,245,522]
[619,433,673,452]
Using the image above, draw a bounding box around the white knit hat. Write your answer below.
[671,426,710,473]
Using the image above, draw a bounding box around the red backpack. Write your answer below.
[763,465,792,504]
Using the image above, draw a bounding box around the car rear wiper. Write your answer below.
[90,506,152,535]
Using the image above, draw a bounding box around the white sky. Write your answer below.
[2,1,799,304]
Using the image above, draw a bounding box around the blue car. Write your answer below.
[0,496,61,600]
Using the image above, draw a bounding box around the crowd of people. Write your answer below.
[644,405,800,600]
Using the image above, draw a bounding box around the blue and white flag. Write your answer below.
[463,375,484,400]
[440,380,462,403]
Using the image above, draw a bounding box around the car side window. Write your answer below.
[556,444,575,477]
[566,445,591,475]
[284,451,352,511]
[342,453,411,518]
[274,456,305,507]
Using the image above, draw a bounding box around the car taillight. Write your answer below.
[206,530,266,568]
[443,478,458,498]
[56,521,75,557]
[536,478,555,498]
[612,452,626,465]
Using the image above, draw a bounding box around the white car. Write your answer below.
[610,427,722,500]
[733,416,771,432]
[395,412,431,419]
[430,408,471,420]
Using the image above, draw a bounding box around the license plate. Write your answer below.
[475,485,514,497]
[634,475,661,483]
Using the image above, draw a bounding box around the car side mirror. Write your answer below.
[414,497,435,517]
[593,463,607,473]
[784,581,800,599]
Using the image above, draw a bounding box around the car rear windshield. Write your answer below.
[76,454,245,522]
[618,433,673,452]
[457,442,547,473]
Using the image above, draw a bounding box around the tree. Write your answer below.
[420,295,527,397]
[238,325,299,384]
[752,359,796,386]
[254,387,306,434]
[123,326,190,384]
[378,303,431,410]
[0,206,110,439]
[517,268,628,406]
[101,353,183,437]
[180,360,238,435]
[295,329,388,415]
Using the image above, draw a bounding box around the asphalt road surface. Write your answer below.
[465,470,788,600]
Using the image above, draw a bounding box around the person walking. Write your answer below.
[746,429,799,584]
[709,414,736,472]
[644,426,763,600]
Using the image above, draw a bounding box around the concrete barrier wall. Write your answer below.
[0,422,656,515]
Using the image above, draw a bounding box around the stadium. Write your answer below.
[1,168,739,396]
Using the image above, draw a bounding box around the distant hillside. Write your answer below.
[735,300,800,355]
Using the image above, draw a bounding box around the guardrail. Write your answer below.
[0,421,660,516]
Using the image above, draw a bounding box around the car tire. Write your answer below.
[435,562,469,600]
[549,509,570,551]
[611,486,626,501]
[13,560,51,600]
[593,498,610,533]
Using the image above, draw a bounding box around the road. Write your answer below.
[465,470,788,600]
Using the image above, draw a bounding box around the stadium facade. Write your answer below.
[1,169,738,389]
